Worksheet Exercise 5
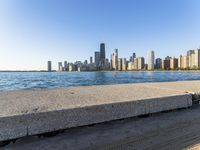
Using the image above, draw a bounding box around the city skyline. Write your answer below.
[48,43,200,72]
[1,0,200,70]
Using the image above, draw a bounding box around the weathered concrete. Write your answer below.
[2,104,200,150]
[0,83,192,141]
[139,80,200,94]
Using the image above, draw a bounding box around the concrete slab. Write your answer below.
[138,80,200,94]
[0,83,192,141]
[3,104,200,150]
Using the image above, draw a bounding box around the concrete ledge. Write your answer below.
[0,83,192,141]
[3,103,200,150]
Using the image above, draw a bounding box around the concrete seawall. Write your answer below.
[0,81,196,142]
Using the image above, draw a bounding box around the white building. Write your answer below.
[148,50,155,70]
[111,49,118,70]
[122,58,127,71]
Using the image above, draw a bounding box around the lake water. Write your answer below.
[0,71,200,91]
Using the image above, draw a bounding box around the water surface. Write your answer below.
[0,71,200,91]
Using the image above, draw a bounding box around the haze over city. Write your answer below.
[1,0,200,70]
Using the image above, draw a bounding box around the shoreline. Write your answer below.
[0,70,200,73]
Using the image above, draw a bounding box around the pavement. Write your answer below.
[2,104,200,150]
[1,80,200,149]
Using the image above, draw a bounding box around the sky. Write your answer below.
[1,0,200,70]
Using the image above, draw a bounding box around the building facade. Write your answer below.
[58,62,63,71]
[95,51,100,67]
[100,43,105,66]
[148,50,155,70]
[138,57,145,70]
[170,57,178,70]
[47,61,52,72]
[155,58,162,69]
[122,58,127,71]
[111,49,118,70]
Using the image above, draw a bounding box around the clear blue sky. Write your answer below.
[1,0,200,70]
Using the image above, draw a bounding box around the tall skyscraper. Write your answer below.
[178,55,182,69]
[138,57,145,70]
[129,56,133,62]
[84,60,88,65]
[133,58,138,70]
[170,57,178,69]
[47,61,52,72]
[100,43,106,65]
[155,58,162,69]
[90,57,93,64]
[118,58,122,71]
[122,58,127,71]
[58,62,63,71]
[94,51,100,66]
[162,56,171,70]
[64,61,68,71]
[187,50,195,56]
[195,49,200,68]
[148,50,155,70]
[133,53,136,60]
[111,49,118,70]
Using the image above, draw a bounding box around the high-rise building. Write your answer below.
[178,55,183,69]
[195,49,200,68]
[68,63,74,72]
[47,61,52,72]
[155,58,162,69]
[187,50,195,56]
[118,58,122,71]
[100,43,105,65]
[64,61,68,71]
[90,57,93,64]
[183,56,188,69]
[129,56,133,62]
[84,60,88,65]
[170,57,178,70]
[104,58,110,70]
[94,51,100,66]
[133,58,138,70]
[133,53,136,60]
[122,58,127,71]
[187,50,195,68]
[111,49,118,70]
[127,61,134,70]
[58,62,63,71]
[138,57,145,70]
[162,57,171,70]
[148,50,155,70]
[189,53,196,68]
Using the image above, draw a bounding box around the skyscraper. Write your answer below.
[133,58,138,70]
[148,50,155,70]
[162,56,171,70]
[155,58,162,69]
[111,49,118,70]
[64,61,68,71]
[47,61,52,72]
[84,60,88,65]
[90,57,93,64]
[195,49,200,68]
[138,57,145,70]
[118,58,122,71]
[187,50,195,56]
[94,51,100,66]
[58,62,63,71]
[170,57,178,70]
[100,43,105,65]
[122,58,127,71]
[133,53,136,60]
